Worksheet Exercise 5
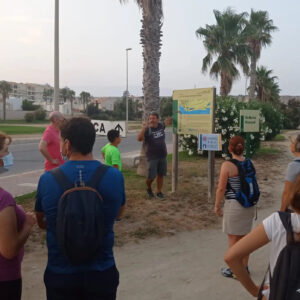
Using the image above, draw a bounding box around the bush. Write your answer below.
[22,99,40,111]
[280,99,300,129]
[179,97,282,158]
[34,108,47,121]
[24,112,35,123]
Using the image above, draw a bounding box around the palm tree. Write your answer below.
[68,89,76,116]
[43,88,54,103]
[80,91,91,112]
[60,87,69,103]
[246,10,277,99]
[0,81,12,120]
[255,66,280,103]
[196,8,250,97]
[119,0,163,118]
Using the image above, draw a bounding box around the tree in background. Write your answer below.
[0,81,12,120]
[196,8,250,97]
[255,66,280,104]
[245,10,277,99]
[280,99,300,129]
[120,0,163,119]
[60,87,76,115]
[80,91,92,112]
[160,97,172,119]
[43,87,54,103]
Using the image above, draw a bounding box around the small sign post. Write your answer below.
[239,110,260,157]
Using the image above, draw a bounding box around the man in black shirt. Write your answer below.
[138,112,172,198]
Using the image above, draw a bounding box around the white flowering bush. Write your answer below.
[179,97,282,158]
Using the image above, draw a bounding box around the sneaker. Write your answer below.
[221,267,236,279]
[147,188,155,198]
[156,192,165,199]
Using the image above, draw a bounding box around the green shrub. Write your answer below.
[22,99,40,111]
[280,99,300,129]
[34,108,47,121]
[179,97,282,158]
[24,112,35,123]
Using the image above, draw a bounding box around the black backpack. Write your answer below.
[258,212,300,300]
[50,164,109,265]
[228,158,260,208]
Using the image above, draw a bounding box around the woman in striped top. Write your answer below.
[215,136,256,278]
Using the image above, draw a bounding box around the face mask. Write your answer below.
[2,152,14,168]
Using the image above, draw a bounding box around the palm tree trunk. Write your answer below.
[3,96,6,121]
[220,72,226,97]
[137,1,163,177]
[249,54,257,100]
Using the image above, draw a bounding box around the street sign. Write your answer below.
[198,134,222,151]
[91,120,126,137]
[240,110,260,133]
[172,88,214,135]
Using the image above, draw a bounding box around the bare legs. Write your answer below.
[228,234,249,267]
[146,175,164,193]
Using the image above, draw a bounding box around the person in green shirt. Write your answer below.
[101,129,122,170]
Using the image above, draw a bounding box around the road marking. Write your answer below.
[18,183,38,187]
[0,169,43,179]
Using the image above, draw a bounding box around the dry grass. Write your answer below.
[21,141,285,249]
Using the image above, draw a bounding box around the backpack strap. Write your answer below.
[50,167,73,191]
[88,164,109,189]
[278,211,294,243]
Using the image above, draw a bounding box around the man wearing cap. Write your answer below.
[39,111,65,171]
[138,112,172,198]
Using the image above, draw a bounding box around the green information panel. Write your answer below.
[240,110,260,133]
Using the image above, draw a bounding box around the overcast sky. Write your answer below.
[0,0,299,97]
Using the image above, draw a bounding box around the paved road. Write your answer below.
[1,130,172,176]
[1,130,173,197]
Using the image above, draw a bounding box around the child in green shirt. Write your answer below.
[101,129,122,170]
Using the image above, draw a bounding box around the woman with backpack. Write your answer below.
[280,133,300,212]
[225,174,300,299]
[0,132,36,300]
[215,136,258,278]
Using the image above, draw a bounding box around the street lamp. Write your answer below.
[54,0,59,111]
[126,48,132,132]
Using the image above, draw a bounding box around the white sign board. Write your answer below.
[198,134,222,151]
[240,110,260,133]
[91,120,126,137]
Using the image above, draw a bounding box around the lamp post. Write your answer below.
[126,48,132,132]
[54,0,59,111]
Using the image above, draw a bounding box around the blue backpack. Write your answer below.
[228,158,260,208]
[50,164,109,265]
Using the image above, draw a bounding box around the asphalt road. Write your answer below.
[1,130,172,177]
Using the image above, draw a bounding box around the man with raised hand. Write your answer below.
[138,112,172,199]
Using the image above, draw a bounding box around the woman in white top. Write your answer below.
[225,174,300,299]
[281,133,300,211]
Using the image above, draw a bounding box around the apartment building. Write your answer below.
[8,81,52,103]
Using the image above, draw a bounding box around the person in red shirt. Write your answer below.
[39,111,65,171]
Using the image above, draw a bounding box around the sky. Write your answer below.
[0,0,299,97]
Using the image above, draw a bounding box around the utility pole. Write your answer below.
[126,48,132,132]
[54,0,60,111]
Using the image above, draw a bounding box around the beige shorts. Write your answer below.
[222,199,255,236]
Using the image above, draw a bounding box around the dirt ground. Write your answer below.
[21,131,296,300]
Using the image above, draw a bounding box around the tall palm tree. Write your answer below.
[255,66,280,103]
[196,8,250,97]
[246,10,277,99]
[68,89,76,116]
[119,0,163,118]
[0,81,12,120]
[80,91,91,112]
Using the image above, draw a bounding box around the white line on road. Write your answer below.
[0,169,44,179]
[18,183,38,187]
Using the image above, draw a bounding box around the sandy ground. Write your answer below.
[21,133,296,300]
